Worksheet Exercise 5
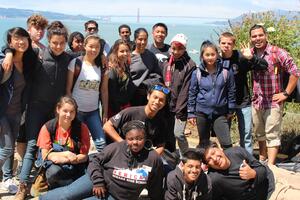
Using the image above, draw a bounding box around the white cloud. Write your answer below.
[250,0,300,11]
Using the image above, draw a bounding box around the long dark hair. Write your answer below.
[6,27,37,79]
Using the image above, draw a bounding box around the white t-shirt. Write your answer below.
[68,57,101,112]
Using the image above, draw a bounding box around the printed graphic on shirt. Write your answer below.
[155,53,168,62]
[112,165,152,184]
[78,80,100,91]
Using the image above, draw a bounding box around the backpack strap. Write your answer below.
[71,57,83,92]
[270,46,283,93]
[196,67,201,86]
[222,60,230,83]
[196,64,229,85]
[45,118,82,154]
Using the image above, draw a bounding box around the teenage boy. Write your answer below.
[148,23,170,68]
[203,142,300,200]
[250,24,300,165]
[219,32,268,155]
[84,20,110,57]
[118,24,134,50]
[162,33,196,154]
[103,84,170,155]
[165,149,212,200]
[27,14,49,51]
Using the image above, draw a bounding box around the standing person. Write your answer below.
[107,39,135,117]
[0,27,37,194]
[162,33,196,155]
[148,22,170,68]
[14,21,72,200]
[103,84,169,156]
[250,24,300,165]
[26,14,48,52]
[66,34,108,152]
[117,24,135,50]
[219,32,268,155]
[130,28,162,106]
[39,120,164,200]
[187,40,236,149]
[34,96,90,191]
[67,31,84,54]
[84,20,110,57]
[165,149,212,200]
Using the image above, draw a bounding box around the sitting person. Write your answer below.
[203,142,300,200]
[39,120,164,200]
[36,96,90,189]
[165,149,212,200]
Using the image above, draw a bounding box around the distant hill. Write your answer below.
[0,7,91,20]
[210,10,300,26]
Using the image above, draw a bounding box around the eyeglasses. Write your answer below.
[152,85,170,95]
[87,27,98,32]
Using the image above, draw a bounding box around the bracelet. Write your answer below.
[283,90,289,97]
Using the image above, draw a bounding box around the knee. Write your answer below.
[46,164,63,184]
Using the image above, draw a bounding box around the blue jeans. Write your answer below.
[236,106,253,155]
[40,173,115,200]
[19,101,55,183]
[77,109,106,152]
[0,114,21,179]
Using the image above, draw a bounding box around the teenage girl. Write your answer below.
[107,39,135,117]
[66,34,108,152]
[0,27,37,194]
[187,40,236,149]
[15,21,72,200]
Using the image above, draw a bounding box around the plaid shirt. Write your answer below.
[252,43,300,109]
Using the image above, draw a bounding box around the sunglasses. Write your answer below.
[152,85,170,95]
[87,27,98,32]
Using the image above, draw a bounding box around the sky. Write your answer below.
[0,0,299,19]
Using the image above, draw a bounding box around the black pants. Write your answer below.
[196,113,232,149]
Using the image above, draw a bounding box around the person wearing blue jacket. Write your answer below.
[187,40,236,149]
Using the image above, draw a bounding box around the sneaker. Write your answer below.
[14,182,28,200]
[0,178,18,194]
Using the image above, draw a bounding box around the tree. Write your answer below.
[227,11,300,66]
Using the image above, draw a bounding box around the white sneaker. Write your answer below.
[0,178,19,194]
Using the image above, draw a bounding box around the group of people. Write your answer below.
[0,13,300,200]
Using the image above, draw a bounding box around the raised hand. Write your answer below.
[240,42,253,60]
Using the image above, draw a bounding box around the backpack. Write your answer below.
[270,46,300,103]
[196,60,229,84]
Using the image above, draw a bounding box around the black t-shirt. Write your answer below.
[148,43,170,70]
[110,106,167,147]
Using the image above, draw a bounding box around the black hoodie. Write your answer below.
[162,52,196,120]
[165,164,212,200]
[88,141,164,200]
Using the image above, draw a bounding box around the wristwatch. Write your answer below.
[283,90,289,97]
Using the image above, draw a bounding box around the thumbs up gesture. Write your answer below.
[239,160,257,180]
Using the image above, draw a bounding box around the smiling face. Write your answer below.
[204,147,230,170]
[135,31,148,52]
[147,90,166,113]
[152,26,167,44]
[56,102,76,126]
[117,44,130,64]
[9,35,29,53]
[84,37,101,60]
[250,27,267,50]
[182,159,202,184]
[72,37,84,52]
[49,35,66,56]
[202,47,218,67]
[126,129,145,153]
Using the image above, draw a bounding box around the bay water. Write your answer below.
[0,17,227,62]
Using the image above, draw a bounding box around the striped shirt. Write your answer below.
[252,43,300,109]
